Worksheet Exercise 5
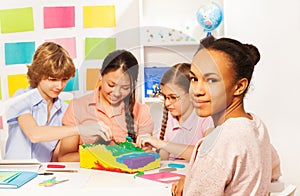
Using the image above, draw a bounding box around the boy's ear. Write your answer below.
[234,78,248,96]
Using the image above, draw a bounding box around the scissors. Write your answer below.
[39,177,69,187]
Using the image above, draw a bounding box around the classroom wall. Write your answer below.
[224,0,300,189]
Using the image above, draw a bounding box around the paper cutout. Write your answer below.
[46,37,77,58]
[138,172,185,184]
[0,7,34,33]
[143,27,197,45]
[8,74,29,97]
[86,68,100,91]
[0,116,3,129]
[4,42,35,65]
[63,69,79,92]
[85,38,116,60]
[43,6,75,29]
[83,6,116,28]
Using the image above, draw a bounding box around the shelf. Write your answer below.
[143,97,163,103]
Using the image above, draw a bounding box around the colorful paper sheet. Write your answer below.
[8,74,28,97]
[0,116,3,129]
[0,7,34,33]
[4,42,35,65]
[45,37,77,58]
[138,172,184,184]
[86,68,100,90]
[85,38,116,60]
[63,69,79,92]
[0,78,2,100]
[83,6,116,28]
[44,6,75,29]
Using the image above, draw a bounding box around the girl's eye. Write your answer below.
[190,77,197,82]
[122,87,130,91]
[108,83,115,87]
[62,78,69,81]
[207,78,218,83]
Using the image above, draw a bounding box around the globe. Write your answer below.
[196,2,223,33]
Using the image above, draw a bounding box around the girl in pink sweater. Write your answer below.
[171,36,281,195]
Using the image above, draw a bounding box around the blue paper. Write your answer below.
[63,69,79,92]
[5,42,35,65]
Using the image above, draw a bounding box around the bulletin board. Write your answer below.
[0,0,140,125]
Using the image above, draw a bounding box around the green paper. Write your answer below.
[85,38,116,60]
[0,7,34,33]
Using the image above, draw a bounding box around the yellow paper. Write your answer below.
[83,6,116,28]
[8,74,29,97]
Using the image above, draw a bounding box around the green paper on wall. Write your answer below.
[85,38,116,60]
[0,7,34,33]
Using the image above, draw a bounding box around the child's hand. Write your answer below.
[171,176,185,196]
[136,134,165,149]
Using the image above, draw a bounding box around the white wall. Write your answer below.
[224,0,300,189]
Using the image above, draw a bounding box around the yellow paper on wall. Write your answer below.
[83,6,116,28]
[8,74,29,97]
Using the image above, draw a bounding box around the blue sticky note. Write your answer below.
[5,42,35,65]
[63,69,79,92]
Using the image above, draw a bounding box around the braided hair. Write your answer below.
[101,49,139,142]
[159,63,191,140]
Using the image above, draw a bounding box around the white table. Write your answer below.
[1,160,188,196]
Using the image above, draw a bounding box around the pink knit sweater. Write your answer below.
[183,114,281,196]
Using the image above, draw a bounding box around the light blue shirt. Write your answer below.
[4,88,68,162]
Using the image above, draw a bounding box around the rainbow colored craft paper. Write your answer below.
[79,143,160,173]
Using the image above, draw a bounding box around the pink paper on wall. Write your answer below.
[44,6,75,29]
[0,116,3,129]
[46,37,77,58]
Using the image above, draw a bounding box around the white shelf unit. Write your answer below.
[138,0,224,104]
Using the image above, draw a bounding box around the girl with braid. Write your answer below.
[58,49,154,162]
[137,63,213,160]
